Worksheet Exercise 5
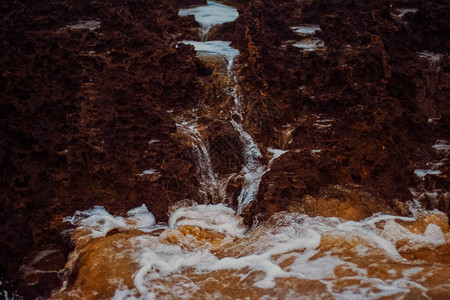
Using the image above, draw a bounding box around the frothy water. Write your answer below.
[52,205,450,299]
[178,1,238,38]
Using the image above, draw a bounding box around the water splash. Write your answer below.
[53,205,450,299]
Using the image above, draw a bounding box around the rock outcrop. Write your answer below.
[0,0,448,297]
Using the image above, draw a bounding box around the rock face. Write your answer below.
[224,0,449,225]
[0,0,206,296]
[0,0,449,298]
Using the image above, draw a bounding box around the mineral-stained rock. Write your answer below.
[1,0,449,297]
[0,0,206,295]
[227,0,449,227]
[207,120,244,175]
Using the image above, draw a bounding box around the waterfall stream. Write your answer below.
[176,121,219,201]
[177,1,271,212]
[45,2,450,299]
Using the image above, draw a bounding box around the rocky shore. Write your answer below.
[1,0,448,298]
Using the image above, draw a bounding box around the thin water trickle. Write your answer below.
[230,120,265,213]
[176,121,220,202]
[178,2,267,212]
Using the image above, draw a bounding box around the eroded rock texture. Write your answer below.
[225,0,449,225]
[1,0,206,297]
[1,0,449,298]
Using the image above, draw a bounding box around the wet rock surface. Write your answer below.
[1,0,449,297]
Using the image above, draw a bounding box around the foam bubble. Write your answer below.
[65,204,157,239]
[132,236,215,299]
[127,204,156,232]
[168,203,245,237]
[382,220,446,251]
[65,206,127,238]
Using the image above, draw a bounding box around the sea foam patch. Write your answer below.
[57,203,450,299]
[65,204,156,239]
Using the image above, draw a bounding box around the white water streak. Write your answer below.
[231,120,265,213]
[177,122,218,201]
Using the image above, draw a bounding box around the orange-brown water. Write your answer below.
[48,203,450,300]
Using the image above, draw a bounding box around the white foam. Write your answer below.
[168,204,246,237]
[64,206,127,238]
[267,148,288,166]
[178,1,238,34]
[267,148,287,161]
[64,204,156,238]
[60,206,450,299]
[112,288,137,300]
[127,204,157,233]
[132,237,215,299]
[137,169,159,176]
[143,169,157,175]
[382,220,446,251]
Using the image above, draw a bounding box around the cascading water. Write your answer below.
[178,0,269,212]
[176,120,219,201]
[181,38,268,212]
[230,120,265,213]
[45,2,450,299]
